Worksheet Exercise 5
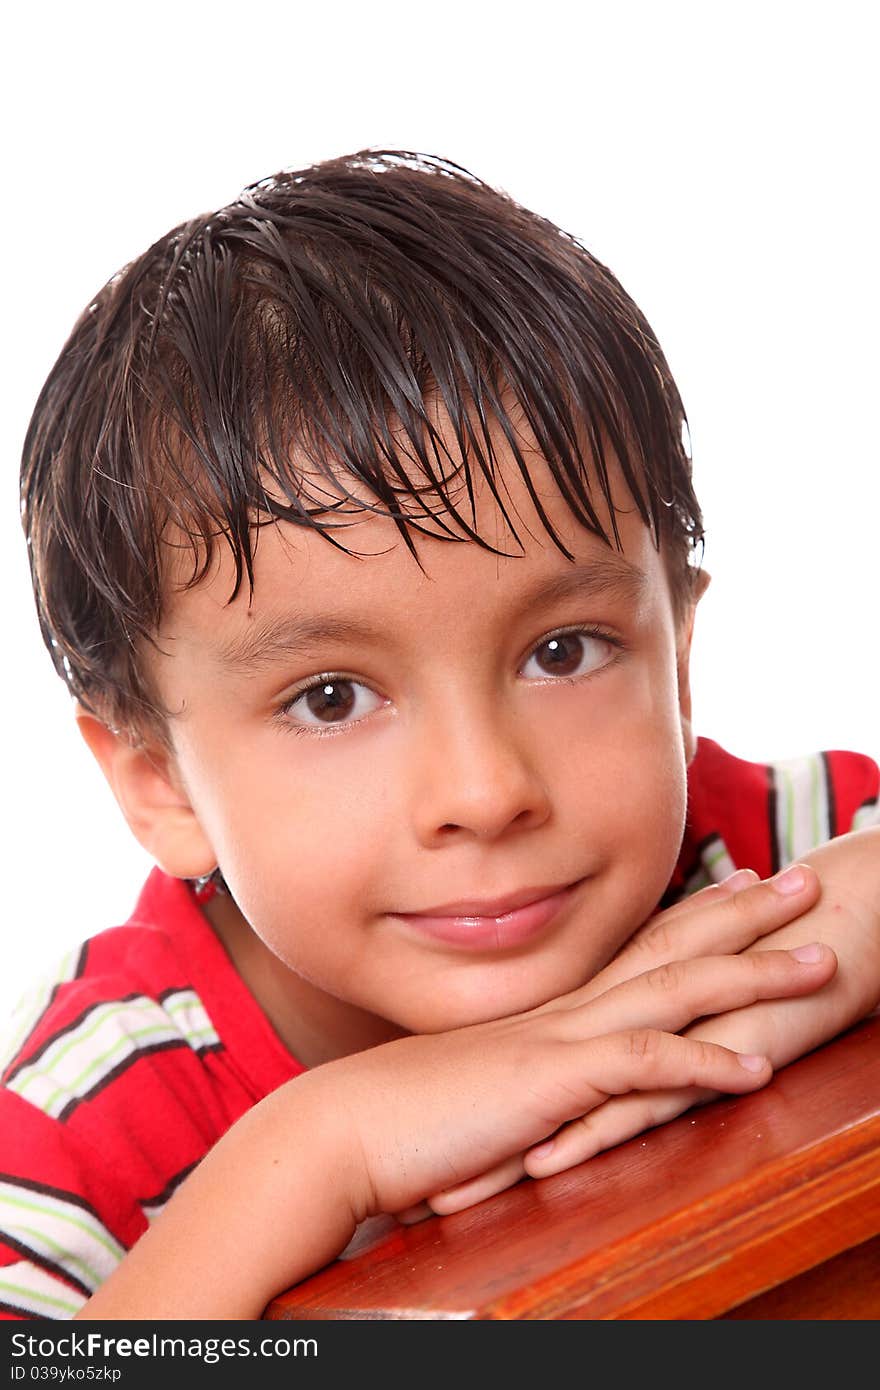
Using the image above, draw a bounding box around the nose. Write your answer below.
[410,697,552,847]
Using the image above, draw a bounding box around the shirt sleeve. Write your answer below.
[668,739,880,905]
[0,872,300,1320]
[823,747,880,834]
[0,1090,138,1319]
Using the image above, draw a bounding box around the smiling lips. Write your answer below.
[394,880,583,951]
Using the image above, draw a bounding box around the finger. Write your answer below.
[635,863,821,957]
[524,1087,703,1178]
[426,1155,527,1216]
[563,943,836,1041]
[639,867,760,928]
[541,1028,773,1136]
[562,864,823,1006]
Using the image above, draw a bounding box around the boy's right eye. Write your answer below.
[279,676,385,734]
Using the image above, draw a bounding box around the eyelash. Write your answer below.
[275,624,624,738]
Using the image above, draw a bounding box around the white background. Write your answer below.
[2,1,877,1020]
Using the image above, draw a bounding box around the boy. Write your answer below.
[4,150,879,1320]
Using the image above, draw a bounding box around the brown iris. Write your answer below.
[533,635,584,677]
[305,681,357,722]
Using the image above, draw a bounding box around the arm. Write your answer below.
[72,881,830,1319]
[426,827,880,1209]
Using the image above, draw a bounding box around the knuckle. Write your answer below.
[647,960,682,993]
[748,948,776,978]
[729,879,778,922]
[688,1037,716,1070]
[729,885,759,921]
[636,919,674,957]
[628,1028,661,1063]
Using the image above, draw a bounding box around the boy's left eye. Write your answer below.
[520,630,617,681]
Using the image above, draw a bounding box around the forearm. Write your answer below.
[75,1073,359,1321]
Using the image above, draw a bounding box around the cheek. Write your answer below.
[550,668,688,896]
[199,730,399,906]
[564,750,687,975]
[565,733,687,867]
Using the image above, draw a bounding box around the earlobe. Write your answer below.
[75,708,217,880]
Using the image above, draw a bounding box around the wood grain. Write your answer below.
[266,1015,880,1320]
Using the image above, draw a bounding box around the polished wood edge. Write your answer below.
[721,1233,880,1320]
[484,1112,880,1319]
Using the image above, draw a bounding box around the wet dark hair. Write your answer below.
[20,149,703,737]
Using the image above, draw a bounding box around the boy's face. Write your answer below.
[133,420,700,1056]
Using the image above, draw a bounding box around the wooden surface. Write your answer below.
[266,1014,880,1320]
[720,1234,880,1319]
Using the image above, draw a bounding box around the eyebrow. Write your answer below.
[214,553,648,673]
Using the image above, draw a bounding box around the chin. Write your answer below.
[397,969,578,1035]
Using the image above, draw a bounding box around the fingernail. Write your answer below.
[772,864,807,895]
[790,942,823,963]
[723,868,758,893]
[737,1054,768,1072]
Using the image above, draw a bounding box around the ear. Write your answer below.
[75,708,217,880]
[675,568,711,766]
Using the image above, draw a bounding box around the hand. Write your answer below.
[326,893,834,1223]
[524,827,880,1188]
[78,867,834,1319]
[407,858,832,1218]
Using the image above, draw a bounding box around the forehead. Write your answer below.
[157,425,671,658]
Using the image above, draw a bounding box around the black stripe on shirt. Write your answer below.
[139,1160,199,1212]
[0,1296,47,1319]
[0,1230,92,1299]
[820,751,837,839]
[55,1038,224,1124]
[0,1171,113,1229]
[767,764,781,875]
[44,944,90,1019]
[4,993,147,1084]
